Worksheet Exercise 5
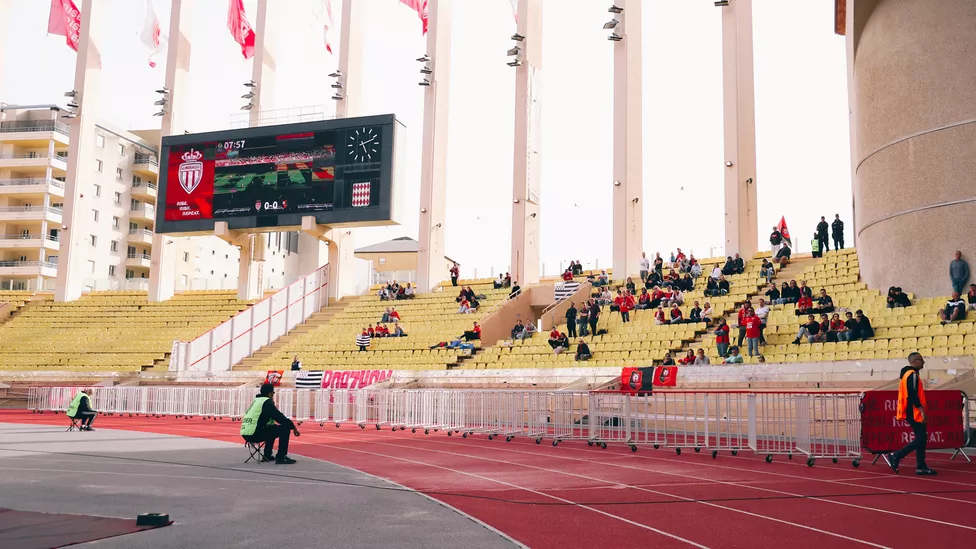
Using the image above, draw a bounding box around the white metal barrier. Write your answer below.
[26,387,865,465]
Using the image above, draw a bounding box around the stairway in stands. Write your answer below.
[233,296,359,371]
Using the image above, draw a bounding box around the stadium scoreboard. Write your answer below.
[156,114,400,234]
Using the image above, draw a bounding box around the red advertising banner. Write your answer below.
[264,370,284,386]
[165,145,215,221]
[321,369,392,389]
[860,390,967,454]
[621,366,679,393]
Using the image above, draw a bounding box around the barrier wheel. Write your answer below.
[335,423,340,428]
[360,424,365,430]
[765,455,773,463]
[600,442,607,449]
[711,451,718,459]
[675,448,682,456]
[587,441,593,447]
[425,429,430,435]
[535,438,542,444]
[462,433,468,438]
[506,436,513,442]
[653,444,660,450]
[694,447,701,453]
[448,431,454,437]
[852,458,861,468]
[731,450,738,456]
[488,434,495,440]
[411,428,417,433]
[788,454,793,460]
[319,423,325,427]
[806,458,815,467]
[630,445,638,453]
[831,458,838,464]
[552,440,559,447]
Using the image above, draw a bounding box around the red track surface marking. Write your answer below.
[6,411,975,549]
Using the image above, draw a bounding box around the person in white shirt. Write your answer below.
[639,252,651,283]
[701,302,714,325]
[754,298,770,345]
[710,265,722,281]
[690,262,702,279]
[693,349,711,365]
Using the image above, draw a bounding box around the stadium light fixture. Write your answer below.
[328,71,342,78]
[608,33,623,41]
[608,5,623,13]
[331,93,343,101]
[241,103,254,111]
[725,161,734,167]
[66,100,79,109]
[714,1,729,6]
[420,208,427,213]
[155,87,170,95]
[61,112,77,119]
[153,98,167,106]
[419,79,431,87]
[613,180,621,186]
[603,19,618,29]
[507,46,521,57]
[506,59,522,67]
[64,90,77,98]
[243,80,257,88]
[330,82,342,89]
[511,33,524,41]
[632,197,639,204]
[420,66,432,75]
[241,92,255,99]
[153,110,166,117]
[416,54,430,63]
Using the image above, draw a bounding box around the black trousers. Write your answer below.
[589,318,598,335]
[451,276,458,286]
[566,320,577,338]
[73,411,96,427]
[893,418,927,469]
[832,235,844,250]
[246,424,291,458]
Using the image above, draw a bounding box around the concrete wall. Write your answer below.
[479,284,560,346]
[851,0,976,297]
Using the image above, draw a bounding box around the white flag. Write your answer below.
[312,0,334,54]
[140,0,166,68]
[509,0,518,24]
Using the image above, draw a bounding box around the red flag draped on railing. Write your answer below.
[777,216,793,249]
[227,0,256,60]
[398,0,429,34]
[47,0,82,52]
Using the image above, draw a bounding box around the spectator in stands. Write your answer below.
[732,253,745,275]
[853,309,874,339]
[887,286,911,308]
[654,306,666,325]
[680,273,695,292]
[810,232,822,259]
[760,259,775,283]
[637,288,651,310]
[620,291,634,323]
[516,321,536,340]
[770,226,783,256]
[831,214,845,251]
[745,308,762,357]
[950,251,970,295]
[450,262,460,286]
[456,288,468,302]
[562,268,574,281]
[493,274,506,289]
[798,280,813,299]
[721,256,736,276]
[736,301,752,347]
[724,347,744,364]
[356,328,370,351]
[717,276,731,296]
[572,261,583,276]
[548,327,562,349]
[457,297,473,314]
[661,352,676,366]
[625,277,636,295]
[510,282,521,299]
[670,287,685,307]
[575,339,592,361]
[705,276,719,297]
[701,302,714,325]
[765,282,780,304]
[290,355,302,371]
[694,349,711,365]
[367,324,375,337]
[816,216,829,255]
[577,306,590,337]
[461,321,480,341]
[775,244,792,267]
[67,389,96,431]
[378,286,390,301]
[389,308,401,321]
[690,260,702,280]
[689,301,703,323]
[668,303,684,324]
[588,300,601,335]
[714,318,730,358]
[679,350,696,365]
[792,315,821,344]
[940,292,967,324]
[511,319,525,340]
[755,298,770,345]
[812,289,835,314]
[639,252,651,282]
[241,383,300,465]
[402,283,415,299]
[654,253,664,277]
[593,270,609,287]
[565,301,578,338]
[815,314,831,343]
[710,264,722,281]
[375,324,389,337]
[829,313,850,342]
[393,322,406,337]
[504,273,512,287]
[779,280,800,305]
[968,284,976,311]
[553,332,570,355]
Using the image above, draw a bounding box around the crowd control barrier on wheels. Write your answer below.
[27,387,866,466]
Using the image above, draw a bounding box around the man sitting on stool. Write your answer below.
[67,388,96,431]
[240,383,300,464]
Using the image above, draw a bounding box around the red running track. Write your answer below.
[5,410,976,549]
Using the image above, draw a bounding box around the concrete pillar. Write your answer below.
[416,0,452,293]
[237,233,266,300]
[54,0,105,302]
[611,0,643,283]
[720,0,758,260]
[850,0,976,297]
[326,229,355,299]
[248,0,277,126]
[149,0,192,302]
[844,1,859,248]
[335,0,366,118]
[510,0,542,287]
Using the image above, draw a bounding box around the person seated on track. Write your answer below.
[240,383,301,465]
[67,389,97,431]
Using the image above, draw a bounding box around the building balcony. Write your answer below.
[132,154,159,177]
[127,228,155,246]
[125,252,152,269]
[0,153,68,173]
[0,260,58,278]
[0,177,65,198]
[0,205,62,224]
[129,203,155,222]
[0,234,59,251]
[124,278,150,291]
[131,180,157,201]
[0,120,70,146]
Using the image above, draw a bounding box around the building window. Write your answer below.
[183,252,190,262]
[119,144,126,156]
[126,269,134,279]
[92,209,99,222]
[93,184,101,197]
[89,234,97,247]
[87,260,96,273]
[108,265,116,277]
[114,191,121,204]
[133,175,142,185]
[110,240,118,252]
[96,134,105,148]
[181,275,188,286]
[112,216,120,229]
[116,168,123,181]
[95,159,103,172]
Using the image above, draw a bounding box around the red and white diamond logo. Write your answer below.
[351,182,371,208]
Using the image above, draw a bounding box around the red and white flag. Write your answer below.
[313,0,334,54]
[47,0,82,52]
[398,0,428,34]
[509,0,519,24]
[777,216,793,249]
[140,0,166,68]
[227,0,256,60]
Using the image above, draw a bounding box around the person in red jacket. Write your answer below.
[745,309,762,357]
[668,304,684,324]
[678,349,696,365]
[389,308,401,321]
[795,294,814,316]
[619,292,632,323]
[736,301,752,347]
[715,318,731,357]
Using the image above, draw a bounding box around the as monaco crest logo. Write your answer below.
[255,201,262,211]
[178,149,204,195]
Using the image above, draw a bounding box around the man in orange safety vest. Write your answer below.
[886,352,937,476]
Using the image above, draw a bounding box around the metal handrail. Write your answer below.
[128,228,155,237]
[132,180,158,190]
[0,205,63,214]
[133,154,159,166]
[0,177,65,188]
[126,253,152,261]
[0,260,57,269]
[0,121,70,134]
[0,234,58,242]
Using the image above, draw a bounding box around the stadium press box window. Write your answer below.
[156,114,399,234]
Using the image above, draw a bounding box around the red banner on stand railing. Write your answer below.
[860,390,967,454]
[621,366,678,394]
[264,370,284,386]
[322,370,393,389]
